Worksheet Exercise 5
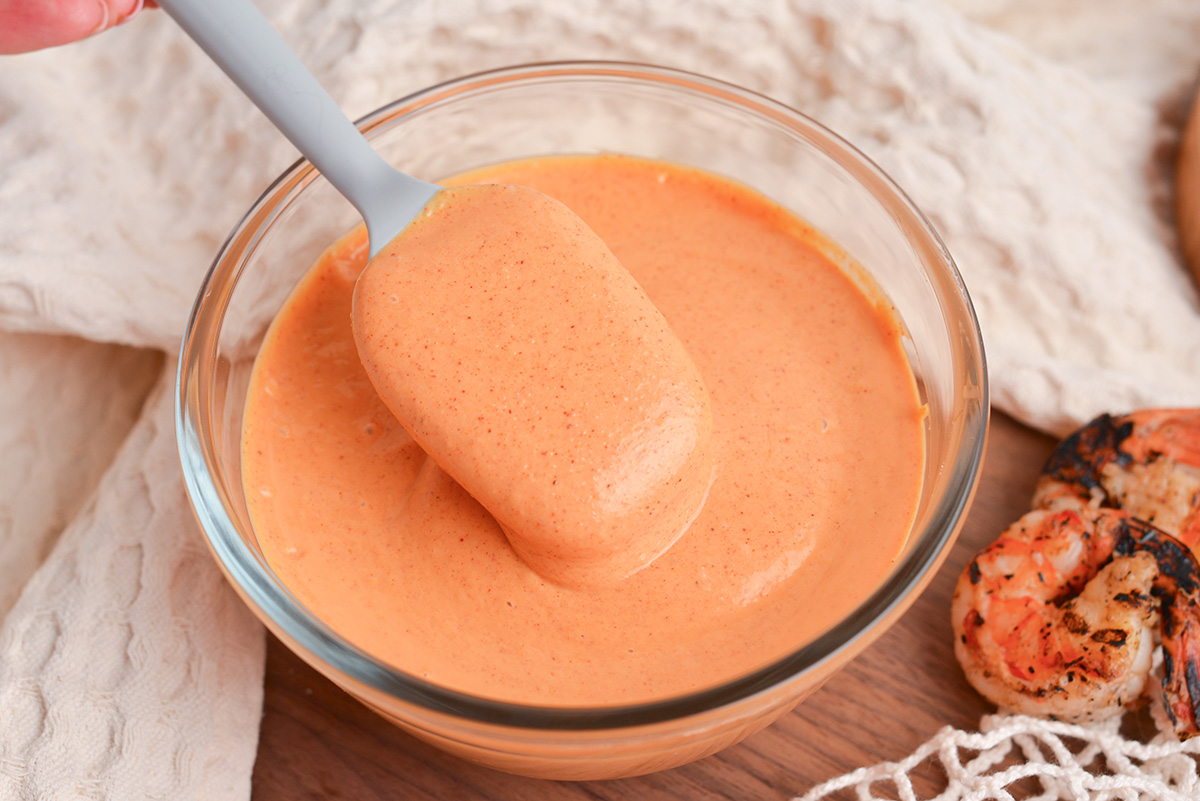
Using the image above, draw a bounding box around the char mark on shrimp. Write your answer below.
[1041,413,1134,498]
[1090,628,1127,646]
[1112,517,1200,595]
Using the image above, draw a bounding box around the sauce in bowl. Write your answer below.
[240,154,925,706]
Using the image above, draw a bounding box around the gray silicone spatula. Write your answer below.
[157,0,440,259]
[158,0,719,588]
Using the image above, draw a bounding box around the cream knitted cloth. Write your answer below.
[1,0,1198,797]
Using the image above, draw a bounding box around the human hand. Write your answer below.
[1,0,153,54]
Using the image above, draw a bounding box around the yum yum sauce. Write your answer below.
[241,155,925,705]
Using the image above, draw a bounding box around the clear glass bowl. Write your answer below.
[176,61,987,780]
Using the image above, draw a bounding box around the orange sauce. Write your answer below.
[241,154,925,705]
[353,183,715,588]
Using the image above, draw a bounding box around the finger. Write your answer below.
[0,0,147,55]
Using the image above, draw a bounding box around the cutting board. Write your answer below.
[1178,83,1200,283]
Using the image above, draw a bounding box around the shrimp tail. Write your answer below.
[1113,516,1200,738]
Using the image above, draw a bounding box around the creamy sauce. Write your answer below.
[241,154,925,706]
[353,184,714,587]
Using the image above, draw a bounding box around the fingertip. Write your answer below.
[0,0,106,54]
[0,0,151,55]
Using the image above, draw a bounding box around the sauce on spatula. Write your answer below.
[352,184,714,588]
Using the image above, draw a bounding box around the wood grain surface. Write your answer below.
[251,411,1059,800]
[1178,84,1200,285]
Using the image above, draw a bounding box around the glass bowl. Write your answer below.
[176,61,987,780]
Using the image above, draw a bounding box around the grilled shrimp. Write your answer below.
[951,507,1200,738]
[1033,410,1200,553]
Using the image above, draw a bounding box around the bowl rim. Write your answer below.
[176,59,989,731]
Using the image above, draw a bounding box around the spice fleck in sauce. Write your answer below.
[241,154,925,705]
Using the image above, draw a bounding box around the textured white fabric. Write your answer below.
[0,333,160,620]
[0,0,1197,797]
[0,371,264,800]
[2,0,1199,433]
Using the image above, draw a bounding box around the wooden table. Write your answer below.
[251,411,1059,799]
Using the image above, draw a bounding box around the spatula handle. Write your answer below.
[157,0,437,254]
